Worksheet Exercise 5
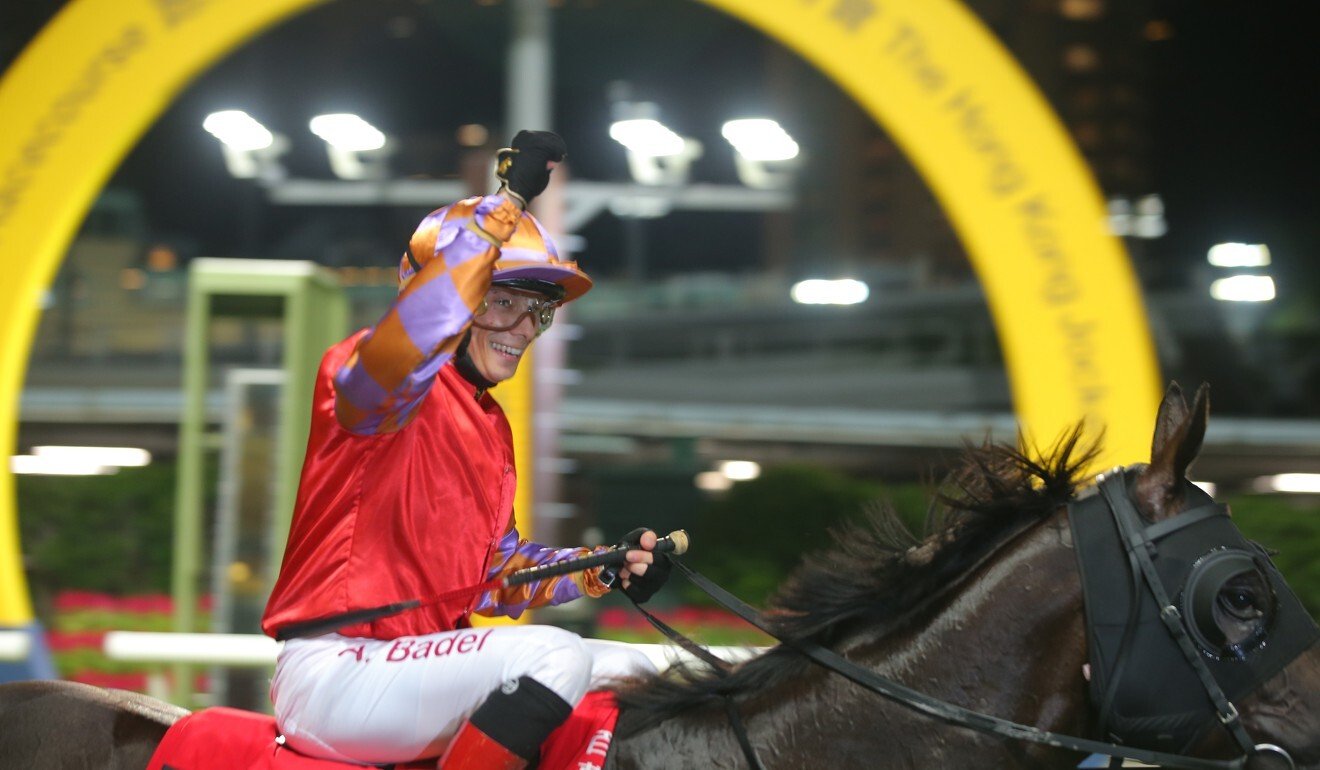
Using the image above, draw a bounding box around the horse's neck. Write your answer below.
[613,518,1091,769]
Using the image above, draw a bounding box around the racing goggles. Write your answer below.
[473,286,559,334]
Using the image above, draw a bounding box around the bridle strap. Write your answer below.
[625,592,731,674]
[623,593,768,770]
[1094,543,1144,742]
[723,698,769,770]
[660,556,1252,770]
[1096,476,1258,755]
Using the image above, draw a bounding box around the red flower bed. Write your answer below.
[47,590,214,704]
[45,630,107,652]
[53,591,212,614]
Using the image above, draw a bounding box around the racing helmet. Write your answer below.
[399,197,592,303]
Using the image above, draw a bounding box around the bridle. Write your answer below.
[628,468,1314,770]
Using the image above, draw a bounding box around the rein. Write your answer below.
[275,531,689,641]
[636,547,1291,770]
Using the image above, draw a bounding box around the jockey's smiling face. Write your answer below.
[467,286,557,384]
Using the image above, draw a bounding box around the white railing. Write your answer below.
[0,630,32,661]
[104,632,281,666]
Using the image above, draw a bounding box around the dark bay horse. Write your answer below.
[2,383,1318,768]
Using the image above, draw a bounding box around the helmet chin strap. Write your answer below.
[454,331,497,396]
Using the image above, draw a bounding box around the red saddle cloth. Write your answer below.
[146,691,620,770]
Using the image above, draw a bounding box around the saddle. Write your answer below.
[146,691,619,770]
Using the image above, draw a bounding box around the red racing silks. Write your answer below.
[537,691,621,770]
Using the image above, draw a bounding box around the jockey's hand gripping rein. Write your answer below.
[599,527,676,604]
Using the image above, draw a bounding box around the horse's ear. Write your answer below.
[1176,383,1210,476]
[1135,382,1210,519]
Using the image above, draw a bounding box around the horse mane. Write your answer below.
[612,426,1098,736]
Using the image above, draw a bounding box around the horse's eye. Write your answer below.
[1221,588,1258,616]
[1214,571,1276,649]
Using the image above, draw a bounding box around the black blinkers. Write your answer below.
[1068,469,1319,753]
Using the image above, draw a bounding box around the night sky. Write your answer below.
[1148,0,1316,291]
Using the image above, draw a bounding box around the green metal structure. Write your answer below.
[172,258,348,703]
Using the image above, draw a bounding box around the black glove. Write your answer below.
[496,130,568,206]
[603,527,672,605]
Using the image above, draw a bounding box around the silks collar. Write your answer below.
[454,333,496,398]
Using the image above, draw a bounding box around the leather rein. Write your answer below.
[624,514,1293,770]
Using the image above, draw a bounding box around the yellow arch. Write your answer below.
[0,0,1160,626]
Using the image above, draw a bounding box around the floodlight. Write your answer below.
[791,278,870,305]
[721,119,799,162]
[1252,473,1320,494]
[309,113,392,180]
[31,445,151,467]
[722,118,800,189]
[1207,243,1271,268]
[309,113,387,152]
[719,460,762,481]
[203,110,287,180]
[609,119,686,158]
[203,110,274,151]
[1209,275,1274,302]
[10,455,116,475]
[609,115,702,187]
[695,471,734,492]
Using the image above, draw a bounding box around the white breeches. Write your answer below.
[270,626,656,765]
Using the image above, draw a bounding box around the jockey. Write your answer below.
[260,131,670,768]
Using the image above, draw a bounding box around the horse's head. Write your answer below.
[1080,382,1320,768]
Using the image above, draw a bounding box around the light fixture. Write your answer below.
[719,460,761,481]
[1252,474,1320,494]
[721,119,799,162]
[609,118,686,158]
[722,118,800,189]
[1109,195,1166,239]
[791,278,870,306]
[310,113,391,180]
[203,110,287,180]
[1207,243,1271,268]
[203,110,274,151]
[1209,275,1274,302]
[607,95,703,187]
[10,455,116,476]
[604,113,702,187]
[31,445,151,467]
[309,113,386,152]
[695,471,734,492]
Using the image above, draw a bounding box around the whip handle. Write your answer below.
[504,530,688,587]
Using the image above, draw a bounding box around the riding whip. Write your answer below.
[274,530,689,641]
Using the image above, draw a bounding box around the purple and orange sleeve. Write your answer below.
[473,525,611,619]
[332,195,523,434]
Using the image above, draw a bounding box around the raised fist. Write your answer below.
[496,130,568,207]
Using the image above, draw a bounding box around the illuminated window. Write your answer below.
[1072,122,1102,149]
[1059,0,1105,21]
[1063,45,1101,73]
[1144,20,1175,41]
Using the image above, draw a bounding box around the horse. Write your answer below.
[1,383,1317,769]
